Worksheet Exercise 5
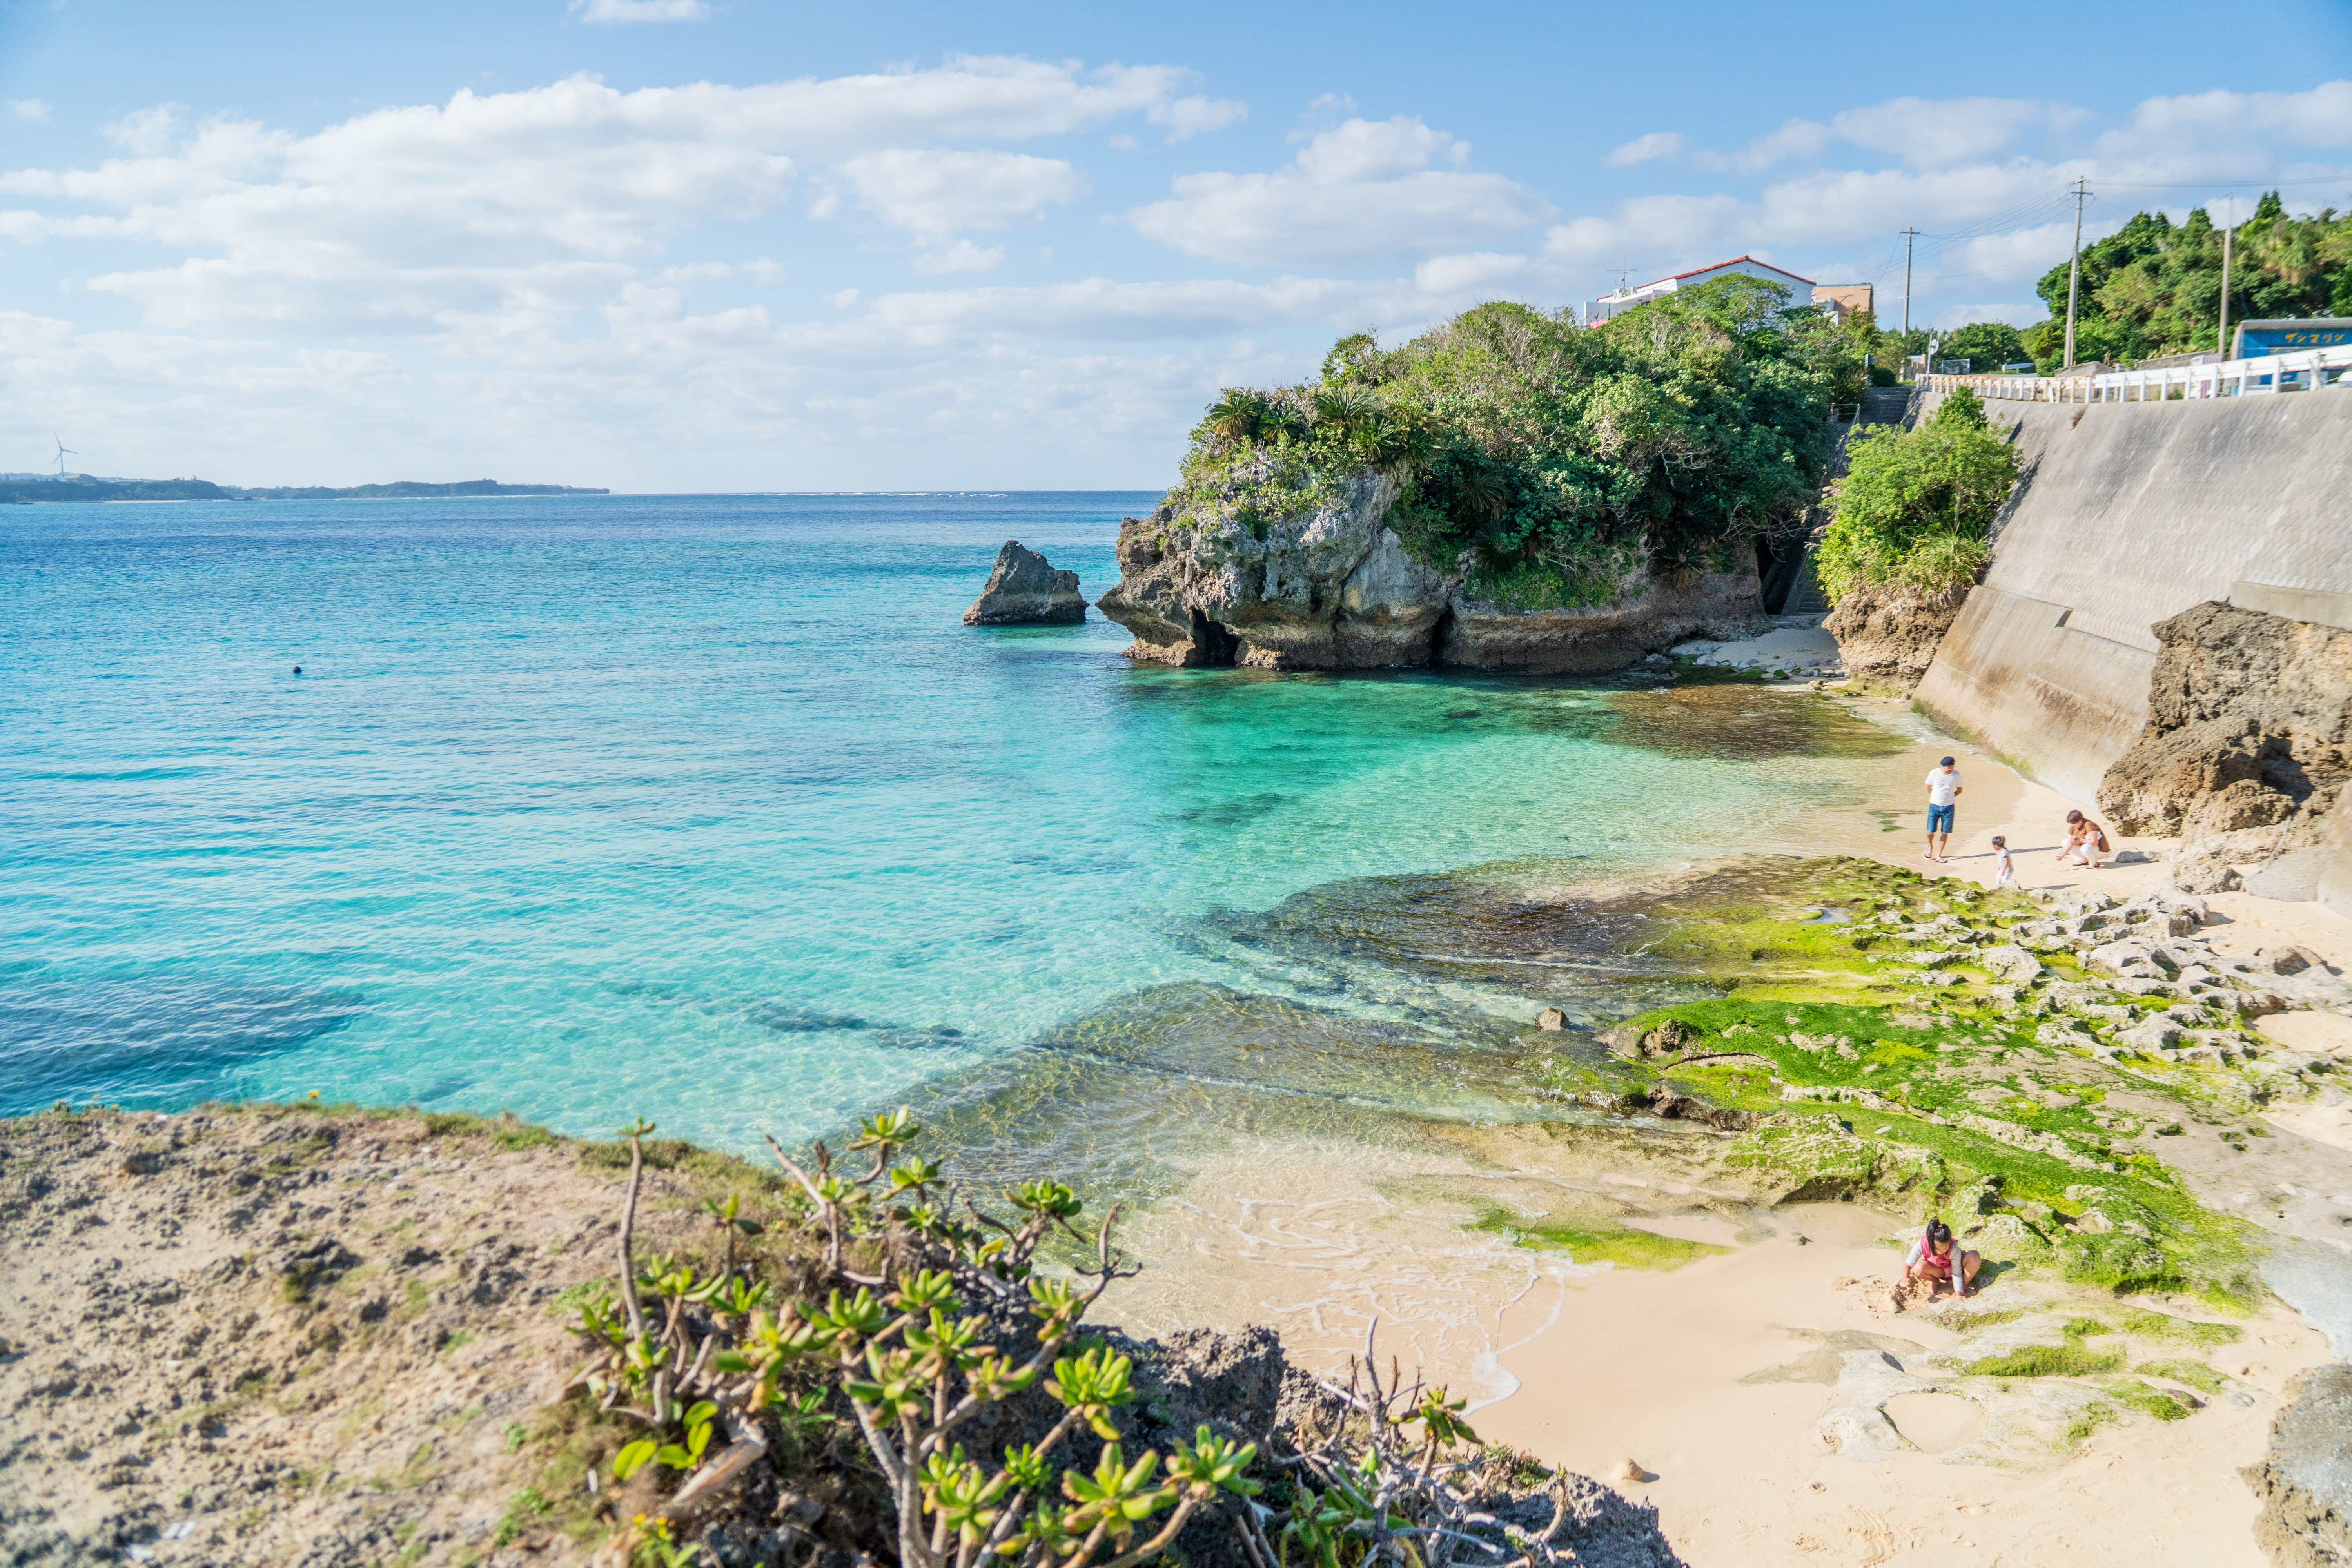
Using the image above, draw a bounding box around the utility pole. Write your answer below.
[1900,227,1919,338]
[1900,227,1920,379]
[2218,196,2235,359]
[2062,176,2089,368]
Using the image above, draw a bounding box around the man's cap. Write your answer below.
[1940,756,1955,766]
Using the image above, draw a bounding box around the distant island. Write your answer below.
[0,475,606,504]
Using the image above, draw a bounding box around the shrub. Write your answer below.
[1816,387,2018,603]
[574,1114,1592,1568]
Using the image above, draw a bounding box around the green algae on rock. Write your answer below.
[1466,1203,1731,1272]
[1536,855,2333,1311]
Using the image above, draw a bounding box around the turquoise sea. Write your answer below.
[1,493,1906,1164]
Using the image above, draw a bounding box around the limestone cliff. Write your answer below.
[1823,584,1969,694]
[2098,603,2351,835]
[1094,467,1767,672]
[2094,601,2352,913]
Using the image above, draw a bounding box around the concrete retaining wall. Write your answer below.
[1914,390,2352,804]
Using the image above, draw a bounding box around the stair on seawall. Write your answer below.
[1858,386,1916,426]
[1784,553,1829,617]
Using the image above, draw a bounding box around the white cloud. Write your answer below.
[1148,94,1246,142]
[1606,132,1684,167]
[573,0,710,21]
[0,60,1237,330]
[866,276,1382,341]
[104,104,184,155]
[1697,118,1831,175]
[14,73,2351,490]
[1830,98,2056,168]
[1125,116,1552,268]
[912,240,1005,274]
[8,100,51,124]
[835,149,1087,237]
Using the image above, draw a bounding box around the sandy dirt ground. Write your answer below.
[1098,1130,2334,1568]
[1099,690,2352,1568]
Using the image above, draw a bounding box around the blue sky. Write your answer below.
[4,0,2350,490]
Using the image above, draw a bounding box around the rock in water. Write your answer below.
[962,541,1088,626]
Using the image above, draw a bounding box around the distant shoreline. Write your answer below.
[0,477,606,505]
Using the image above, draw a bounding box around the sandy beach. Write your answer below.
[1100,688,2352,1567]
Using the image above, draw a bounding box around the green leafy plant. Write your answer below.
[1816,387,2017,604]
[576,1111,1588,1567]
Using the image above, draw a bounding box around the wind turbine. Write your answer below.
[52,434,77,477]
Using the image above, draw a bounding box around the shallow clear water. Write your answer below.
[2,494,1896,1153]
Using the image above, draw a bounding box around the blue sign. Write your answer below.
[2237,325,2352,358]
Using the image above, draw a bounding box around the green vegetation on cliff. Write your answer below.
[1815,386,2016,603]
[1169,277,1866,610]
[2022,191,2352,367]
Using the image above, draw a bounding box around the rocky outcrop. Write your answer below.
[1094,469,1767,671]
[2084,601,2352,910]
[962,540,1088,625]
[1443,568,1771,674]
[2100,603,2352,835]
[1823,584,1968,694]
[2242,1364,2352,1568]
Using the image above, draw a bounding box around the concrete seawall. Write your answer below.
[1914,390,2352,804]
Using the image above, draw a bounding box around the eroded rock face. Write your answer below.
[1445,568,1770,675]
[1094,468,1766,671]
[1094,471,1453,668]
[962,540,1089,626]
[2099,602,2352,835]
[1823,584,1969,694]
[2242,1364,2352,1568]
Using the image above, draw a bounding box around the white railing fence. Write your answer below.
[1927,344,2352,403]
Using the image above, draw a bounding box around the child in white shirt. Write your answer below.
[1991,835,2015,888]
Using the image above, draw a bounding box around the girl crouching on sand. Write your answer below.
[1901,1218,1980,1299]
[2058,809,2111,869]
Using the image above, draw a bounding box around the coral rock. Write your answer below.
[962,540,1089,626]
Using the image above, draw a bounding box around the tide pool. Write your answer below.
[1,493,1899,1152]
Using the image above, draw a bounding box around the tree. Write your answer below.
[1814,387,2017,603]
[1936,322,2029,370]
[1170,278,1847,610]
[2020,193,2352,367]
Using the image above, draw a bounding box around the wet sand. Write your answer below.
[1097,688,2351,1567]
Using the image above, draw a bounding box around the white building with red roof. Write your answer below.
[1585,255,1818,324]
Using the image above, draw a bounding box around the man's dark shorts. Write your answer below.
[1927,803,1955,835]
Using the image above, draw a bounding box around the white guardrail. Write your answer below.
[1927,343,2352,403]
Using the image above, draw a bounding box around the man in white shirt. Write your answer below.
[1924,755,1962,863]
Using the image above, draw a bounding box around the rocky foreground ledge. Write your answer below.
[0,1106,1680,1568]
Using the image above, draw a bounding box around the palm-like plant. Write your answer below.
[1204,389,1274,444]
